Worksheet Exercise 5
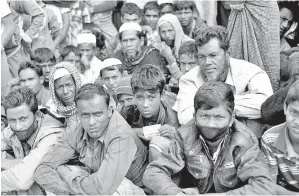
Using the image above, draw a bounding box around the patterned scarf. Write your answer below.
[49,62,82,117]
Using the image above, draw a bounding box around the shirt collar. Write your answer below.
[82,125,108,147]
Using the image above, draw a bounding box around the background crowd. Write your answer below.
[1,0,299,195]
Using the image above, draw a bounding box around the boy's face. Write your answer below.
[161,4,174,15]
[19,68,44,94]
[284,101,299,142]
[64,52,81,71]
[144,9,160,30]
[122,13,141,24]
[39,61,54,83]
[118,94,135,107]
[101,69,123,94]
[179,54,198,74]
[135,90,161,119]
[175,8,193,28]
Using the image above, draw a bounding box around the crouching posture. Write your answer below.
[34,83,147,195]
[143,81,276,195]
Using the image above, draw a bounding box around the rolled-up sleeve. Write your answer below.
[234,71,273,119]
[1,133,61,192]
[143,132,185,195]
[64,134,137,195]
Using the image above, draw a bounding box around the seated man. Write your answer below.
[119,64,180,161]
[34,83,148,195]
[99,58,125,103]
[5,61,50,108]
[174,25,273,137]
[31,48,56,89]
[173,0,206,39]
[1,87,63,195]
[261,81,299,194]
[115,76,135,109]
[115,22,166,75]
[143,81,276,195]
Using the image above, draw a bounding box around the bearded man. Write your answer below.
[174,26,273,137]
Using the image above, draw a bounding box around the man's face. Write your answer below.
[161,4,174,15]
[284,101,299,141]
[54,74,76,106]
[280,7,294,38]
[175,8,193,28]
[179,54,198,74]
[101,69,123,94]
[122,13,141,24]
[6,103,36,141]
[77,94,112,139]
[64,52,81,71]
[19,68,43,94]
[121,30,143,59]
[194,105,232,140]
[144,9,160,30]
[39,61,54,83]
[118,94,135,107]
[159,22,175,47]
[78,43,94,61]
[197,38,228,81]
[135,90,161,119]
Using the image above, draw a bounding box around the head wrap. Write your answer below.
[49,62,82,117]
[157,0,173,5]
[102,58,123,70]
[115,76,133,98]
[77,33,96,45]
[157,14,193,58]
[119,22,142,33]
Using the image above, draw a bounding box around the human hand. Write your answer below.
[57,165,72,177]
[175,192,186,195]
[169,78,179,88]
[182,188,200,195]
[7,77,20,88]
[159,124,176,140]
[136,128,151,142]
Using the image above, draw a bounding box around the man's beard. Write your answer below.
[200,60,230,83]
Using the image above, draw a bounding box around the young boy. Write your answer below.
[119,64,180,162]
[262,80,299,194]
[115,76,135,109]
[61,45,84,74]
[31,48,56,89]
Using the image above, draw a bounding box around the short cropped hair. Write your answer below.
[144,1,160,13]
[100,64,124,77]
[279,1,298,22]
[75,83,110,107]
[119,30,145,41]
[195,25,229,51]
[178,40,198,59]
[173,0,196,11]
[121,3,143,18]
[18,61,43,77]
[285,80,299,107]
[60,45,81,60]
[3,87,38,114]
[31,48,56,63]
[131,64,165,95]
[160,3,173,10]
[194,81,235,115]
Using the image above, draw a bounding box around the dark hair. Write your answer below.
[160,3,173,10]
[18,61,43,77]
[75,83,110,107]
[285,80,299,107]
[173,0,196,11]
[100,64,124,77]
[119,30,145,41]
[60,45,80,60]
[31,48,56,63]
[3,87,38,114]
[194,81,235,115]
[131,64,165,95]
[144,1,160,13]
[279,1,298,22]
[121,3,143,18]
[93,31,106,50]
[178,40,198,59]
[195,25,229,51]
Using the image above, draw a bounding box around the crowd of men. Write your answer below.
[1,0,299,195]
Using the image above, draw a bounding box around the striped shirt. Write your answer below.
[261,123,299,191]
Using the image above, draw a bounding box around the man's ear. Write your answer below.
[40,75,44,85]
[225,49,231,59]
[121,16,124,24]
[229,112,235,127]
[284,104,287,116]
[108,105,113,118]
[140,36,145,46]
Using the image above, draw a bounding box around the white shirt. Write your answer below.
[174,57,273,125]
[83,56,104,83]
[1,0,11,36]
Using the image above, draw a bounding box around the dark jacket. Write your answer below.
[143,119,276,195]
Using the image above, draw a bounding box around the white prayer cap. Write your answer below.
[119,22,142,33]
[53,68,71,80]
[77,33,96,45]
[157,0,173,5]
[102,58,123,69]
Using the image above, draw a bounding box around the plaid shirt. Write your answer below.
[261,123,299,191]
